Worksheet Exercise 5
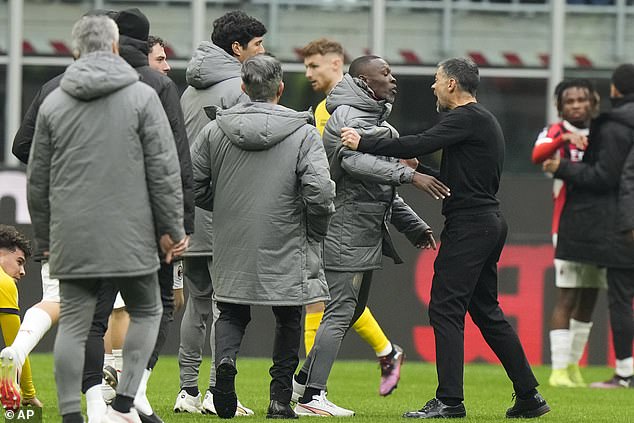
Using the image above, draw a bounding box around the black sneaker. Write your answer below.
[505,392,550,418]
[266,400,298,419]
[213,357,238,419]
[403,398,466,419]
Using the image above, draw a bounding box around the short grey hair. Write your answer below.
[241,54,283,102]
[71,15,119,57]
[438,57,479,96]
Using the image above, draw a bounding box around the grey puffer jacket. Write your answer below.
[191,102,335,306]
[27,51,184,279]
[323,74,430,271]
[181,42,249,256]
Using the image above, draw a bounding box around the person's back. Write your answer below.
[26,16,184,423]
[30,50,181,278]
[191,55,334,419]
[193,101,333,304]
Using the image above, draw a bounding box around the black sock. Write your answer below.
[300,387,320,404]
[517,388,538,401]
[184,386,199,397]
[438,397,462,407]
[62,412,84,423]
[295,371,308,385]
[112,394,135,413]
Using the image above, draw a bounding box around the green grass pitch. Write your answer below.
[27,354,630,422]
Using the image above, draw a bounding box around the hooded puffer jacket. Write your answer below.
[191,102,335,305]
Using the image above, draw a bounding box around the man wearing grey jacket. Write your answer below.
[27,15,184,423]
[175,10,266,416]
[191,54,336,419]
[292,55,449,417]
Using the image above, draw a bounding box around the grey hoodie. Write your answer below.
[181,42,249,256]
[28,51,184,279]
[322,73,430,271]
[191,102,335,306]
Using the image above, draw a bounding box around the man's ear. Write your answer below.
[112,41,119,56]
[241,81,247,95]
[332,56,343,70]
[232,41,242,58]
[447,78,457,93]
[277,81,285,98]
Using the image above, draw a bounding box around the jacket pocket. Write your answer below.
[344,202,387,248]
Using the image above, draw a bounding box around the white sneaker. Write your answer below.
[173,389,203,413]
[294,391,354,417]
[291,377,306,404]
[202,390,254,416]
[101,406,141,423]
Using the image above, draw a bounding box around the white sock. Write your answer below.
[10,307,53,367]
[112,349,123,373]
[103,353,115,369]
[86,384,107,423]
[615,357,633,378]
[550,329,570,370]
[134,368,153,415]
[569,319,592,365]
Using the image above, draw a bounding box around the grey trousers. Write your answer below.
[300,270,372,390]
[55,273,161,415]
[178,256,218,389]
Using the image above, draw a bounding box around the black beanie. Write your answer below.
[115,8,149,42]
[611,63,634,96]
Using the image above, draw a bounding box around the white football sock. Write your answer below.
[112,349,123,373]
[103,353,115,369]
[550,329,570,370]
[10,307,53,367]
[569,319,592,365]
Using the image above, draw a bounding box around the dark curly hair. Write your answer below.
[554,79,600,118]
[0,224,31,258]
[147,35,165,50]
[211,11,266,57]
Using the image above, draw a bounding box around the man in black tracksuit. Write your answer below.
[341,57,549,419]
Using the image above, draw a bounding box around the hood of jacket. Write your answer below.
[214,102,314,151]
[118,35,150,68]
[60,51,139,101]
[326,73,392,122]
[186,42,241,89]
[608,93,634,130]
